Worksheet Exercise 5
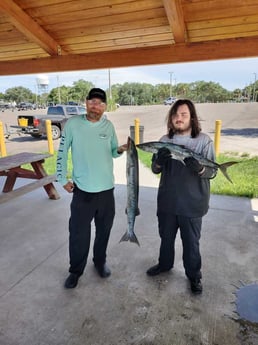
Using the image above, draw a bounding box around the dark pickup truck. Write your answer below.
[16,105,86,140]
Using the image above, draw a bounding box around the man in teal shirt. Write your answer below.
[57,88,127,288]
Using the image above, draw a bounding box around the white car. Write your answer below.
[164,97,177,105]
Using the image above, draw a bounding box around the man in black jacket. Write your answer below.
[146,99,217,294]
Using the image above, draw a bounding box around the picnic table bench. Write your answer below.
[0,152,60,204]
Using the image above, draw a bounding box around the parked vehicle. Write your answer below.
[15,105,86,140]
[17,102,34,110]
[164,97,177,105]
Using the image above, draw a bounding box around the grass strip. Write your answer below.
[138,150,258,199]
[22,150,258,198]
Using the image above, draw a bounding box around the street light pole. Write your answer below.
[57,75,61,104]
[169,71,173,97]
[253,72,257,102]
[108,69,112,100]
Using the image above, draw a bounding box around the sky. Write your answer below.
[0,57,257,95]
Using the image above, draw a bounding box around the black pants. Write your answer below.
[68,186,115,276]
[157,212,202,281]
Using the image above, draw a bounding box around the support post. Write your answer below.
[0,121,7,157]
[45,120,54,155]
[214,120,222,157]
[134,118,140,145]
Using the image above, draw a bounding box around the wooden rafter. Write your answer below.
[0,0,64,56]
[0,36,258,76]
[162,0,186,43]
[0,0,257,76]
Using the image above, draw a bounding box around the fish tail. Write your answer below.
[219,161,238,183]
[119,231,140,246]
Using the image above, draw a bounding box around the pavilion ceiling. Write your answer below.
[0,0,257,75]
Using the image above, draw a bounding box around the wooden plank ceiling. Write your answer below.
[0,0,258,75]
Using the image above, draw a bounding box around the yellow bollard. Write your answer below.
[214,120,222,157]
[134,118,140,145]
[0,121,7,157]
[45,119,54,155]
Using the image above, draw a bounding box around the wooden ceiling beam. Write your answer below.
[162,0,186,43]
[0,37,258,75]
[0,0,64,56]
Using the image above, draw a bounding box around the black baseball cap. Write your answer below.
[86,88,107,103]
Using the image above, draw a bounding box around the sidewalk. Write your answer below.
[113,151,159,188]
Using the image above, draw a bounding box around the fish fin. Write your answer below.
[179,158,186,166]
[219,161,238,183]
[119,231,140,247]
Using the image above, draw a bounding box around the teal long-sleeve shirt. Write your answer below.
[56,114,122,192]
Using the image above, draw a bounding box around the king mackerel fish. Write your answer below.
[137,141,238,183]
[120,137,140,246]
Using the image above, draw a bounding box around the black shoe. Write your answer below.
[146,264,170,276]
[64,273,80,289]
[190,279,203,294]
[94,263,111,278]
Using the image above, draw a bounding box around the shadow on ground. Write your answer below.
[220,128,258,138]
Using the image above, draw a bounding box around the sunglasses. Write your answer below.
[87,99,105,106]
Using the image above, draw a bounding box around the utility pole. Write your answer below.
[108,69,112,100]
[253,72,257,102]
[169,71,173,97]
[57,75,61,104]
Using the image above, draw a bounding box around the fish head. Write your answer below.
[136,142,161,154]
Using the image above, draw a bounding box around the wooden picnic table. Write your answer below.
[0,152,60,204]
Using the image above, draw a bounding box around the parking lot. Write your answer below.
[1,102,258,156]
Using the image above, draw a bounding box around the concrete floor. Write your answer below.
[0,155,258,345]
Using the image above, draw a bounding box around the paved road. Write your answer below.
[108,103,258,156]
[1,103,258,155]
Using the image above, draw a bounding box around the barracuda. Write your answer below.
[137,141,238,183]
[120,137,140,246]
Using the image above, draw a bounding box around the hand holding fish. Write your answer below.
[156,147,171,166]
[184,157,205,175]
[117,144,128,154]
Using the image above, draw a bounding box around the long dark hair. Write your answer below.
[166,99,201,138]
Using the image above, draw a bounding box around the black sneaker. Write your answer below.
[94,263,111,278]
[190,279,203,294]
[64,273,80,289]
[146,264,170,276]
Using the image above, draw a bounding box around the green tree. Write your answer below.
[153,84,170,103]
[4,86,34,103]
[48,85,70,104]
[0,78,247,106]
[69,79,94,103]
[112,82,155,105]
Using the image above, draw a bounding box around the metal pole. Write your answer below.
[45,120,54,155]
[0,121,7,157]
[169,72,173,97]
[134,118,140,145]
[57,75,61,104]
[253,73,257,102]
[108,69,112,100]
[214,120,222,156]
